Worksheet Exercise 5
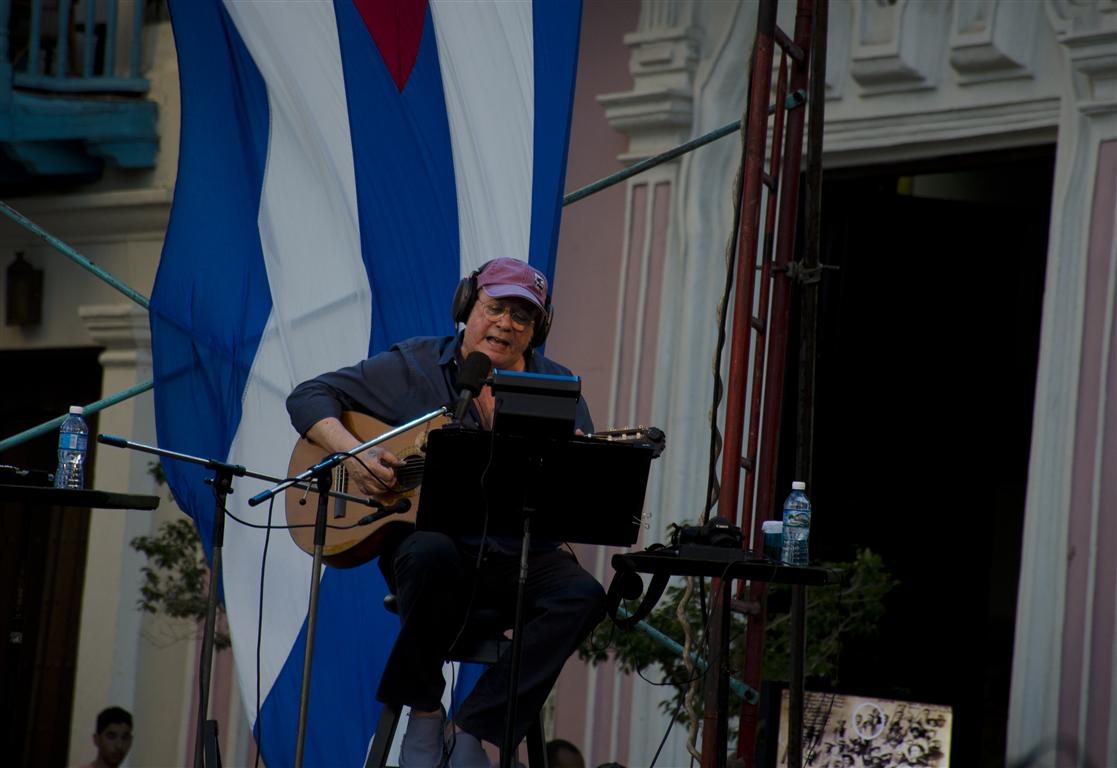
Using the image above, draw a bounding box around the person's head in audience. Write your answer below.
[546,738,586,768]
[89,707,133,768]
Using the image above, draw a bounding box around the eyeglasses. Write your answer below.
[480,300,536,330]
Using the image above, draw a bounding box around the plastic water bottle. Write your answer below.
[781,481,811,565]
[54,406,89,489]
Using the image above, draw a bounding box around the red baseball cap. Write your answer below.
[475,258,548,312]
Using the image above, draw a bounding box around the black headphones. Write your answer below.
[450,259,554,348]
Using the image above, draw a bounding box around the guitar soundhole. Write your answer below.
[394,454,424,492]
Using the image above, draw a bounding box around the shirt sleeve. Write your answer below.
[528,351,595,434]
[575,394,594,435]
[286,349,412,437]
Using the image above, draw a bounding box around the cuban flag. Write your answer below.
[149,1,582,764]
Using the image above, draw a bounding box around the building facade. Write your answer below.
[0,1,1113,766]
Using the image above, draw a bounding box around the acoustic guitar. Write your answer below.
[285,411,664,568]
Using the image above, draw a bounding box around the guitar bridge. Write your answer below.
[333,465,348,519]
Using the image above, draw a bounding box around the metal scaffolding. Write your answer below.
[701,0,827,766]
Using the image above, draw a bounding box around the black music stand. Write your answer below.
[417,429,652,546]
[417,427,654,767]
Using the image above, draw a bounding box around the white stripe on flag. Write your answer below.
[430,0,534,277]
[220,0,371,722]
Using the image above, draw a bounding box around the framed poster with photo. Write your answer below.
[775,691,953,767]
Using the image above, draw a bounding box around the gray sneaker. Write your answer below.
[399,709,447,768]
[446,728,491,768]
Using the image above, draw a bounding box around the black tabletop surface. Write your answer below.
[0,484,160,510]
[613,545,843,586]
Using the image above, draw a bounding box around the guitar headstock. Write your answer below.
[589,425,666,459]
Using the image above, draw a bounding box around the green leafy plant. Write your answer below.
[580,548,897,722]
[131,518,230,648]
[130,461,229,648]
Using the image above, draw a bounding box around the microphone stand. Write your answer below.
[247,406,449,768]
[97,436,272,768]
[96,435,383,768]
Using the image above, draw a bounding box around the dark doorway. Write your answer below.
[0,347,102,767]
[794,146,1053,765]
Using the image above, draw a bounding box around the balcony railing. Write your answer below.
[8,0,149,94]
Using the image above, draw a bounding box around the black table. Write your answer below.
[0,484,160,509]
[610,547,842,768]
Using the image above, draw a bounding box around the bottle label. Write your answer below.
[785,510,810,528]
[60,433,87,451]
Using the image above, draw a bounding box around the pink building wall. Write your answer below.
[548,4,637,416]
[545,3,651,766]
[1059,138,1117,763]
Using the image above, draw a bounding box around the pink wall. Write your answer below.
[1059,138,1117,760]
[547,2,638,419]
[546,1,640,764]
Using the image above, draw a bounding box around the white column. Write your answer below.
[68,303,196,767]
[1008,1,1117,763]
[593,4,757,766]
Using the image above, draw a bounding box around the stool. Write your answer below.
[364,595,548,768]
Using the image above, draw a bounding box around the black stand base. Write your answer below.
[500,516,532,768]
[203,721,221,768]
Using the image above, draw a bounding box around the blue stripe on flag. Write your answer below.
[257,562,394,767]
[334,0,461,354]
[152,0,271,551]
[252,5,468,765]
[528,0,583,282]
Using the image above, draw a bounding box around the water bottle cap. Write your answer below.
[792,481,806,490]
[69,405,84,415]
[762,520,783,533]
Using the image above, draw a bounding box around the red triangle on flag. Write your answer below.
[352,0,428,92]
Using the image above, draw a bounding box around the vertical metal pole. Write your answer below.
[0,0,13,101]
[705,2,778,767]
[796,0,829,486]
[105,0,119,77]
[27,0,42,79]
[739,56,789,553]
[130,0,144,78]
[716,577,733,766]
[196,472,231,768]
[788,585,807,768]
[735,54,788,764]
[501,516,533,768]
[82,0,94,77]
[56,0,71,77]
[295,470,331,768]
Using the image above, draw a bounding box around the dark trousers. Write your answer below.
[376,531,605,744]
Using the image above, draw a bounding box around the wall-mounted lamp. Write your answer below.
[6,252,44,327]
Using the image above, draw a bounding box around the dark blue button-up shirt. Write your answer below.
[286,333,594,555]
[287,333,593,436]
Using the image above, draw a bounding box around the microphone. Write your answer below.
[452,351,492,423]
[356,498,412,526]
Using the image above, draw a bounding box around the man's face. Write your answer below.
[93,722,133,767]
[460,289,535,371]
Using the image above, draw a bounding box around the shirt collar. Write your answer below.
[439,332,462,368]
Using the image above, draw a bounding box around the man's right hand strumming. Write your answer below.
[305,416,401,496]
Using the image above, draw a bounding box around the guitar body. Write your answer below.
[286,411,450,568]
